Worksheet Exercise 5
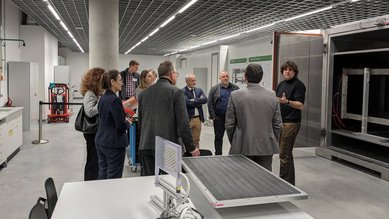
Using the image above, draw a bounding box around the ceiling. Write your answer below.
[9,0,389,55]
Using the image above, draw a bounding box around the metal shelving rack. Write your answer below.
[316,15,389,181]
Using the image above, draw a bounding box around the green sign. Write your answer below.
[249,55,272,62]
[230,58,247,64]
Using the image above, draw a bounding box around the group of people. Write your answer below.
[79,59,305,186]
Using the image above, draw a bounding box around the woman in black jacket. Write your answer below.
[95,70,130,179]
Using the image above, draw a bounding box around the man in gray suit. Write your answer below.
[138,61,200,176]
[226,64,282,171]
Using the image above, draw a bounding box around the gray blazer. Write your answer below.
[226,84,282,156]
[138,78,196,153]
[83,90,99,118]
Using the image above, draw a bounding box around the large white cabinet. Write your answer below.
[0,107,23,166]
[7,62,39,131]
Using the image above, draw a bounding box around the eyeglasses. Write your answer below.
[174,72,180,77]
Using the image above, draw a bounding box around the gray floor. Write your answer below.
[1,108,389,219]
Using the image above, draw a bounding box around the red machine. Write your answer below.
[47,83,70,123]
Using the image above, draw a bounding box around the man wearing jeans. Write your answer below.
[208,71,239,155]
[276,61,306,185]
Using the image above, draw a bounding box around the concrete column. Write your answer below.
[89,0,118,70]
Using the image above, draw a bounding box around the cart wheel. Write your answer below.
[47,118,51,123]
[131,166,137,173]
[65,118,69,123]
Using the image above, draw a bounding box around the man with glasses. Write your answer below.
[138,61,200,176]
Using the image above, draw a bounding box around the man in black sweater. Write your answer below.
[276,61,306,185]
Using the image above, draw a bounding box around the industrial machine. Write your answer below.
[47,83,70,123]
[316,15,389,181]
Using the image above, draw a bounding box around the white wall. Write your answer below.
[20,25,58,103]
[59,47,167,97]
[0,0,23,106]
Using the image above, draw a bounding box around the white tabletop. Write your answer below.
[52,175,313,219]
[51,176,164,219]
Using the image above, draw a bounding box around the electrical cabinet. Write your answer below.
[316,15,389,181]
[7,62,39,131]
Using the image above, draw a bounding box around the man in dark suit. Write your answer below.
[119,60,140,100]
[138,61,200,176]
[182,73,208,149]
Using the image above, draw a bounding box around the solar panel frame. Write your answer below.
[182,155,308,208]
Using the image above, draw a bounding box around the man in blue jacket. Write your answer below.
[208,71,239,155]
[182,73,208,149]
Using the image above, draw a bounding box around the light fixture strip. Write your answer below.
[47,5,60,20]
[178,0,198,13]
[60,21,69,31]
[167,2,348,55]
[160,16,176,28]
[126,0,200,54]
[43,0,84,53]
[284,6,333,22]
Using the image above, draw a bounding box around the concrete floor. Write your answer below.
[1,107,389,219]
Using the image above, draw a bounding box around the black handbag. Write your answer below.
[75,105,99,134]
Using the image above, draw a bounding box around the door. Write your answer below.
[273,32,323,147]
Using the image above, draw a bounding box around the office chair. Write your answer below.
[44,177,58,219]
[29,198,49,219]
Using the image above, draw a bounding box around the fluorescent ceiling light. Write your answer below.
[160,16,176,28]
[60,21,68,31]
[244,22,275,33]
[178,0,198,13]
[48,5,60,20]
[135,42,141,47]
[201,40,218,46]
[284,6,332,22]
[141,36,149,42]
[351,0,360,2]
[292,29,322,34]
[220,33,241,41]
[67,31,74,39]
[149,28,160,37]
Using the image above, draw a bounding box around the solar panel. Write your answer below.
[182,155,308,208]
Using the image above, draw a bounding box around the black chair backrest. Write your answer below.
[44,177,58,219]
[29,200,48,219]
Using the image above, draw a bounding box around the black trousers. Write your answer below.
[83,133,99,181]
[96,145,125,179]
[139,149,155,176]
[246,155,273,171]
[213,115,226,155]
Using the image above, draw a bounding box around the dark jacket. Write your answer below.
[119,68,140,100]
[207,83,239,119]
[95,90,129,148]
[182,86,208,122]
[138,78,196,153]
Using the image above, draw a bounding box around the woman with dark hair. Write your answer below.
[95,70,130,179]
[80,67,105,181]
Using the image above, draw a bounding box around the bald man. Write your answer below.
[208,71,239,155]
[182,73,208,149]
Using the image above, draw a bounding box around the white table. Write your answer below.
[52,176,313,219]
